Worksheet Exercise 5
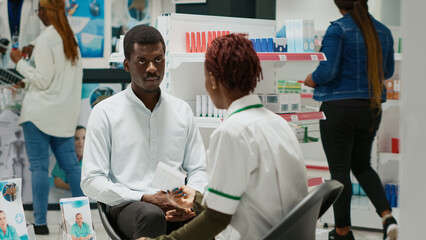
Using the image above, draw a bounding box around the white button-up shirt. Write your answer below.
[203,94,308,240]
[81,87,208,206]
[16,25,82,137]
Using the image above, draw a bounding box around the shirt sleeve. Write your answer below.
[312,23,344,85]
[16,36,54,90]
[202,128,255,215]
[80,106,145,206]
[181,106,208,194]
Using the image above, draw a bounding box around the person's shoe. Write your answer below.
[383,215,398,240]
[329,229,355,240]
[33,224,49,235]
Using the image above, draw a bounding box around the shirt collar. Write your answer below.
[125,85,164,112]
[41,25,55,34]
[226,94,262,119]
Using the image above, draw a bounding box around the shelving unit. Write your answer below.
[168,52,326,69]
[378,152,401,164]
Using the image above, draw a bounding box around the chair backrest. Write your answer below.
[97,202,127,240]
[262,180,343,240]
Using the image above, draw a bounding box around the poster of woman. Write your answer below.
[60,197,95,240]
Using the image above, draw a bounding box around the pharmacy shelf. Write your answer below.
[195,117,222,128]
[379,152,401,164]
[278,111,325,122]
[169,52,327,69]
[383,100,400,111]
[196,111,325,129]
[257,52,326,61]
[301,93,314,98]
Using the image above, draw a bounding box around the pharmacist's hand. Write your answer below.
[21,45,34,59]
[142,191,181,213]
[10,49,23,64]
[165,208,196,222]
[304,73,317,88]
[168,185,196,209]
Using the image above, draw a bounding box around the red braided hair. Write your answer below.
[205,34,263,93]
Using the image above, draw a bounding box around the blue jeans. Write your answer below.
[22,122,84,225]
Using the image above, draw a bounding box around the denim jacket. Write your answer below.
[312,14,394,101]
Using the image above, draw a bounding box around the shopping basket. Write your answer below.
[0,68,25,111]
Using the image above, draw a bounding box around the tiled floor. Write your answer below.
[317,222,383,240]
[24,210,383,240]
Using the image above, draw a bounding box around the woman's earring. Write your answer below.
[212,85,217,90]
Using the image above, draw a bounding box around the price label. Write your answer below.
[279,55,288,61]
[290,115,299,121]
[310,54,319,61]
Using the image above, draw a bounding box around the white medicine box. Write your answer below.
[265,94,295,113]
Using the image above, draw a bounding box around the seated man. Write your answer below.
[81,25,208,240]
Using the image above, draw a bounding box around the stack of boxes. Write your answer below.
[385,183,399,208]
[285,19,316,53]
[196,95,226,118]
[385,79,400,100]
[186,31,230,53]
[249,38,287,52]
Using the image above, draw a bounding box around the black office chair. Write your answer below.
[97,202,129,240]
[262,180,343,240]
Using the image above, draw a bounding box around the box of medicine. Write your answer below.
[285,19,295,53]
[261,38,268,52]
[393,80,400,99]
[255,39,262,52]
[196,95,201,117]
[265,94,292,113]
[273,38,287,52]
[294,19,310,53]
[290,93,301,112]
[265,94,280,113]
[257,93,265,104]
[279,94,290,113]
[208,97,214,117]
[385,79,394,99]
[201,95,208,117]
[308,20,315,52]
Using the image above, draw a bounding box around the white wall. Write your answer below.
[399,1,426,239]
[276,0,391,32]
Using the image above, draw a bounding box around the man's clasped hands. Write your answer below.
[142,185,197,222]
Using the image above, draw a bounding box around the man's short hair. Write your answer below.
[124,25,166,60]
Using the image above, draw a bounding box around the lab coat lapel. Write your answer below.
[0,0,11,40]
[19,0,31,45]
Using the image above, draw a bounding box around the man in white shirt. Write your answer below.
[81,25,208,239]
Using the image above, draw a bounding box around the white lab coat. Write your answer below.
[0,0,43,68]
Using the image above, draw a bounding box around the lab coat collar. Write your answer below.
[125,84,164,113]
[41,25,55,35]
[226,94,262,119]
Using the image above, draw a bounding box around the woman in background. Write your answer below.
[52,126,86,190]
[304,0,397,239]
[145,34,308,240]
[10,0,84,235]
